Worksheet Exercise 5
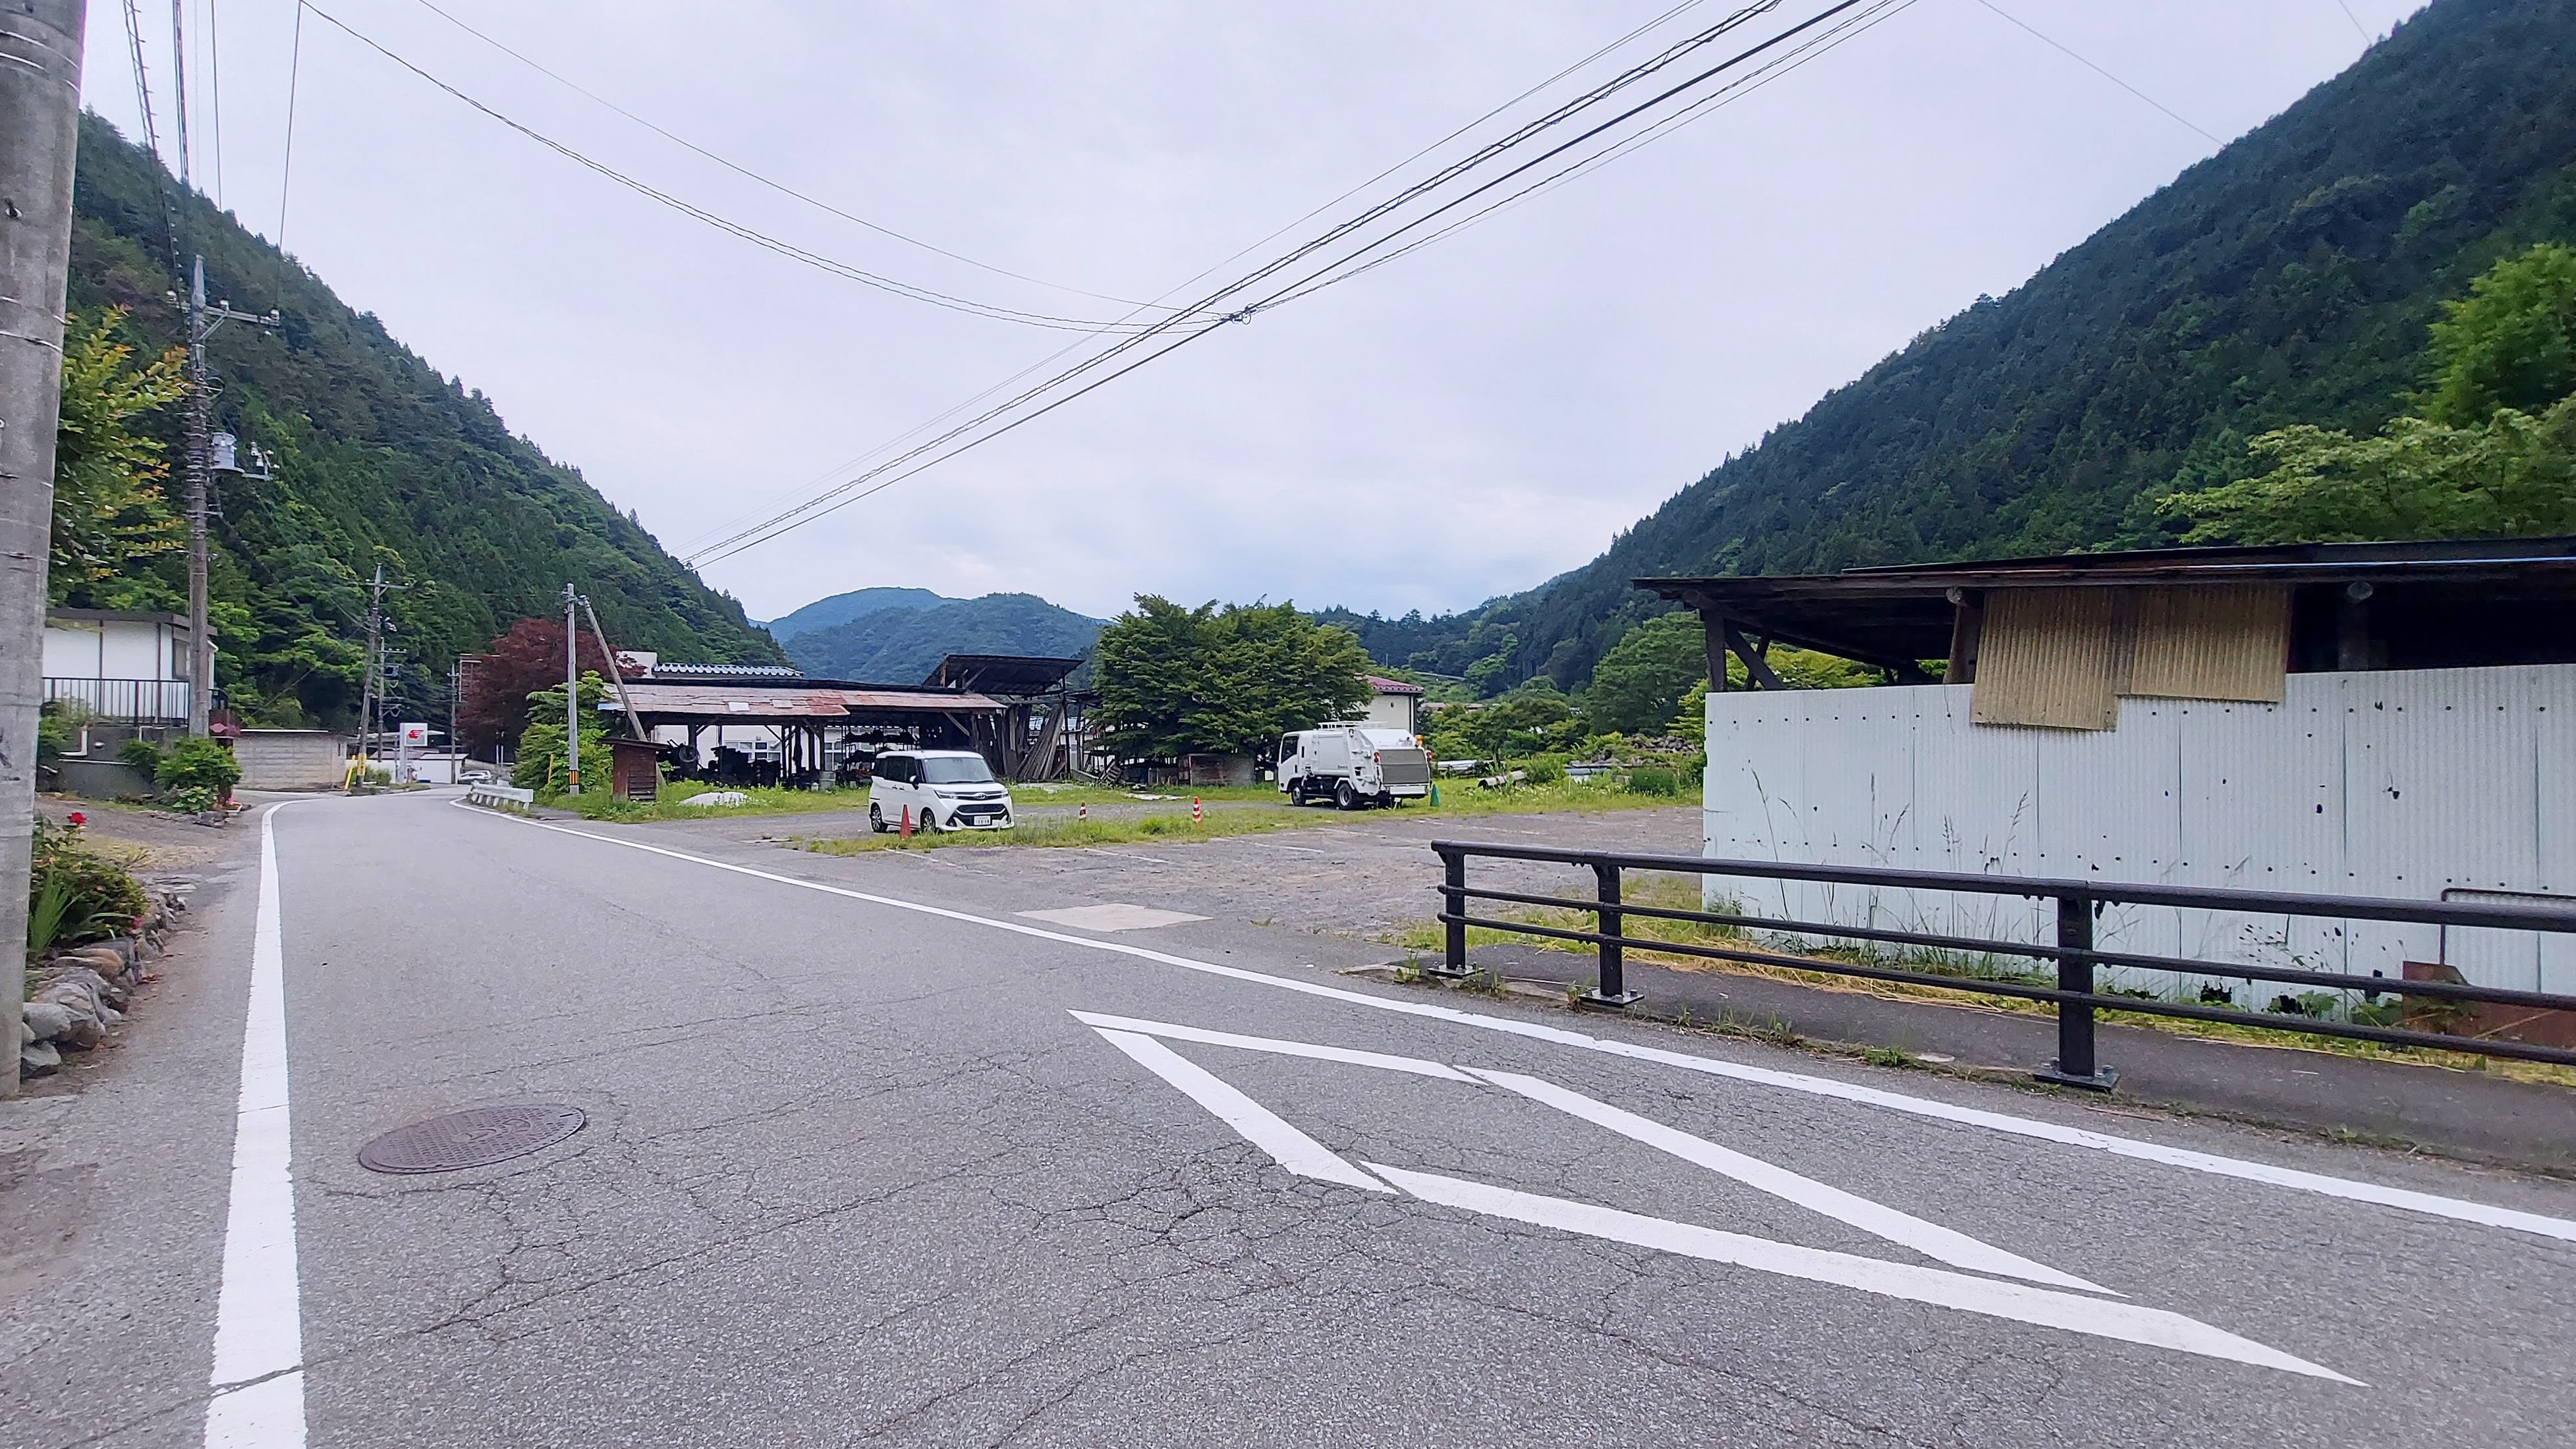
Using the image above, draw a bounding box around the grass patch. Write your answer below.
[563,774,1695,823]
[801,809,1317,854]
[555,782,880,822]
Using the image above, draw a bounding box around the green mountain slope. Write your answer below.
[63,114,776,727]
[1349,0,2576,690]
[760,587,949,645]
[781,593,1104,682]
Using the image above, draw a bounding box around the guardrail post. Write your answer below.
[1429,846,1473,979]
[2037,892,2118,1091]
[1582,862,1642,1008]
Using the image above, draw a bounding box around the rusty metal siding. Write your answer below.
[1970,588,2121,730]
[1703,664,2576,997]
[2123,584,2290,703]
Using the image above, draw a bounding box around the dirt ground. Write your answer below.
[651,800,1706,945]
[36,794,238,875]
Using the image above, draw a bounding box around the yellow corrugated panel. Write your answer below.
[1971,588,2121,730]
[2125,584,2291,703]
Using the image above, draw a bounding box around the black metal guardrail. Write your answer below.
[1430,840,2576,1085]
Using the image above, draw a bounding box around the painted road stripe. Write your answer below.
[1364,1163,2363,1385]
[1092,1029,1391,1193]
[1464,1068,2114,1294]
[455,802,2576,1245]
[1070,1010,1477,1081]
[204,807,307,1448]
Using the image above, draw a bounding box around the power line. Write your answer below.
[1971,0,2220,146]
[685,0,1886,569]
[206,0,224,204]
[399,0,1185,316]
[296,1,1176,335]
[667,0,1741,558]
[2332,0,2372,43]
[279,0,304,244]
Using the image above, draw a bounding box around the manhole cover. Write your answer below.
[357,1105,586,1174]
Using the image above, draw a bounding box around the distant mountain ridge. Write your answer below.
[758,587,950,644]
[773,589,1104,682]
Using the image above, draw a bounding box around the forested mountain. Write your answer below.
[1337,0,2576,690]
[61,115,776,728]
[780,592,1104,682]
[759,587,948,645]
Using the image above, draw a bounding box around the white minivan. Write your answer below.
[868,749,1015,832]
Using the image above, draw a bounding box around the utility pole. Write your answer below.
[174,260,277,736]
[1,0,92,1097]
[352,563,393,786]
[563,584,580,791]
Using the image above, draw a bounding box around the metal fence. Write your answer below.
[45,676,191,723]
[1430,840,2576,1084]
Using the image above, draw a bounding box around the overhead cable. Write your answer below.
[684,0,1891,568]
[1971,0,2220,146]
[298,1,1179,334]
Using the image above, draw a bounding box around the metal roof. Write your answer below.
[1638,535,2576,671]
[921,653,1084,696]
[617,682,1003,722]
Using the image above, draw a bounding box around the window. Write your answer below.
[920,755,995,785]
[1279,735,1301,763]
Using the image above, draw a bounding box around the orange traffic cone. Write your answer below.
[1192,796,1204,825]
[900,805,912,839]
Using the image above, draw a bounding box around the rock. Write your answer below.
[681,791,748,807]
[42,967,125,1012]
[63,944,128,979]
[24,1000,77,1043]
[21,1040,59,1076]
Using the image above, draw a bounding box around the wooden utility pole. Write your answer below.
[1,0,91,1096]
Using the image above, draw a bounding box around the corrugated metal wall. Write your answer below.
[1702,665,2576,998]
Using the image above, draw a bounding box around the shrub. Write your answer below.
[27,818,150,958]
[120,737,165,773]
[161,784,218,814]
[1625,765,1680,796]
[155,734,241,797]
[1521,754,1567,785]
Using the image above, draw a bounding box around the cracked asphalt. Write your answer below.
[9,790,2575,1447]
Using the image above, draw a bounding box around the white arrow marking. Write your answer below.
[1465,1068,2115,1294]
[1092,1029,1391,1193]
[1366,1162,2363,1385]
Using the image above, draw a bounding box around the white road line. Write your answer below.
[1071,1011,1478,1081]
[1364,1164,2362,1385]
[452,803,2576,1245]
[204,807,307,1448]
[1091,1030,1391,1193]
[1465,1068,2113,1294]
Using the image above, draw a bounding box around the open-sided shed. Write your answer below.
[1638,537,2576,1006]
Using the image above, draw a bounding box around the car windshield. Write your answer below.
[920,755,996,784]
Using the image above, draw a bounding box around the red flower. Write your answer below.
[67,811,86,827]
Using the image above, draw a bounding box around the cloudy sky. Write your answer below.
[85,1,2424,623]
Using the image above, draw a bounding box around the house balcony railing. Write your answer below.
[45,676,192,724]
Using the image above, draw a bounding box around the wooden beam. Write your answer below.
[1723,622,1787,691]
[1944,590,1982,684]
[1702,607,1730,693]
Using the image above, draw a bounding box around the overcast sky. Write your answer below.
[84,1,2425,624]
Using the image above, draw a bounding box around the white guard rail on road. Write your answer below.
[464,783,536,811]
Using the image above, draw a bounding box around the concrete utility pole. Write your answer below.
[563,584,580,791]
[1,0,91,1097]
[175,260,277,736]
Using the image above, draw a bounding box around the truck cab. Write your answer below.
[1277,723,1432,809]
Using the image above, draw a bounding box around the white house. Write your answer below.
[42,610,196,724]
[1362,675,1423,736]
[1646,537,2576,1004]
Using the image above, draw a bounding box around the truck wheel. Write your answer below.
[870,804,887,833]
[1335,780,1359,811]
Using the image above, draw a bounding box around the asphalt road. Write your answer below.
[11,790,2576,1447]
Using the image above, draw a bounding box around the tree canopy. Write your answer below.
[49,308,186,606]
[1093,598,1370,759]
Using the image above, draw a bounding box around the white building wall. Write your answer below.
[1702,665,2576,999]
[1362,692,1418,734]
[42,618,178,680]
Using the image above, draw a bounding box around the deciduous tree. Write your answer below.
[1094,597,1370,759]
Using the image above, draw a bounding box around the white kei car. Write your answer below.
[868,749,1015,832]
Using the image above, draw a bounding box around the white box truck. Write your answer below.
[1277,724,1433,809]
